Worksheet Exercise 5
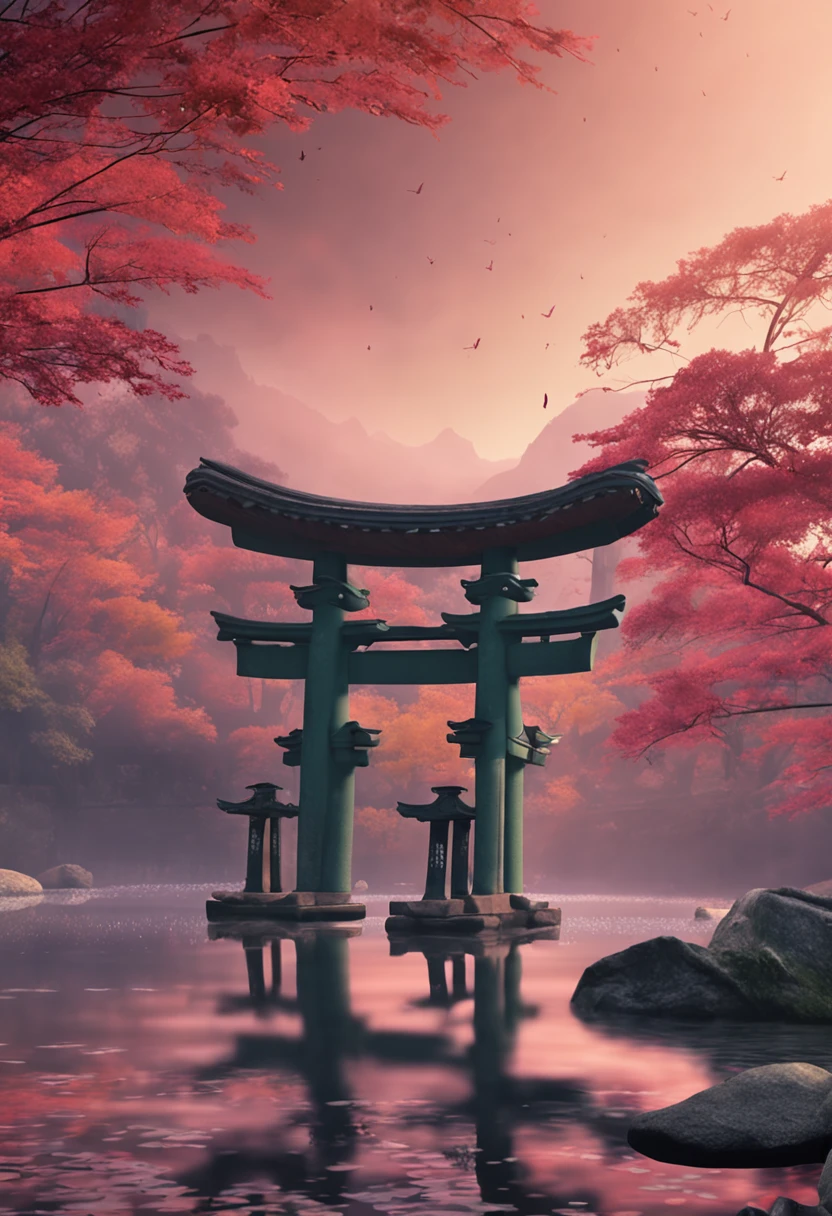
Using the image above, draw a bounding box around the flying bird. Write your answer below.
[541,305,555,318]
[484,238,497,245]
[545,342,550,349]
[773,170,787,181]
[367,345,371,350]
[543,393,548,409]
[408,182,424,194]
[486,260,493,271]
[721,7,730,18]
[426,256,434,264]
[369,304,373,310]
[464,338,481,350]
[299,150,306,161]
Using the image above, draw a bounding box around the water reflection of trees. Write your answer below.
[179,924,626,1214]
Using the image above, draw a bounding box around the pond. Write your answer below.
[0,887,826,1216]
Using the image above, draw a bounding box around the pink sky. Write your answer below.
[150,0,832,461]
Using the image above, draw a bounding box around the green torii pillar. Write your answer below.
[460,550,533,894]
[288,557,380,894]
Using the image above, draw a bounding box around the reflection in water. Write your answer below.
[572,1009,832,1085]
[199,926,607,1213]
[0,887,827,1215]
[194,925,365,1205]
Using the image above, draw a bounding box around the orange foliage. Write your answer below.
[96,596,192,661]
[373,685,475,790]
[84,651,215,747]
[227,722,290,785]
[353,569,435,626]
[355,805,411,849]
[524,671,625,737]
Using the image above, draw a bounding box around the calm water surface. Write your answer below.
[0,887,826,1216]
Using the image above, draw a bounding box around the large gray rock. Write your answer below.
[0,869,42,896]
[738,1202,830,1216]
[571,935,757,1019]
[572,887,832,1022]
[628,1062,832,1168]
[37,864,93,890]
[708,888,832,1021]
[819,1148,832,1210]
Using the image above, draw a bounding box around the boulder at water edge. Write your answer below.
[628,1062,832,1168]
[571,934,756,1018]
[694,905,730,920]
[37,863,93,889]
[0,869,42,896]
[707,888,832,1020]
[738,1204,831,1215]
[572,887,832,1022]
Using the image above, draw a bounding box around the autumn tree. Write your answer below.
[575,199,832,815]
[0,424,213,789]
[1,0,589,406]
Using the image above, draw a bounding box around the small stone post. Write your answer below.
[216,783,299,894]
[450,818,472,898]
[425,820,450,899]
[245,817,267,893]
[395,785,476,903]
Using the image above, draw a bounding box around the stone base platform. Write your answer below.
[385,893,560,936]
[207,890,366,922]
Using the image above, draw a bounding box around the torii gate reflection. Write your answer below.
[182,925,616,1214]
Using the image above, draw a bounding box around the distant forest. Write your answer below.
[2,379,829,895]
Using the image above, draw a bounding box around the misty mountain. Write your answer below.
[183,334,515,503]
[475,388,646,500]
[469,389,649,613]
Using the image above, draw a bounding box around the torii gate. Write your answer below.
[184,456,662,925]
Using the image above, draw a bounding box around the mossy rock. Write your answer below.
[709,887,832,1021]
[37,864,93,890]
[573,887,832,1024]
[0,869,43,896]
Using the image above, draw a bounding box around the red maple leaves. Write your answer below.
[576,201,832,815]
[0,0,589,406]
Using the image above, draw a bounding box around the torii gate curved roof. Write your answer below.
[183,457,662,567]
